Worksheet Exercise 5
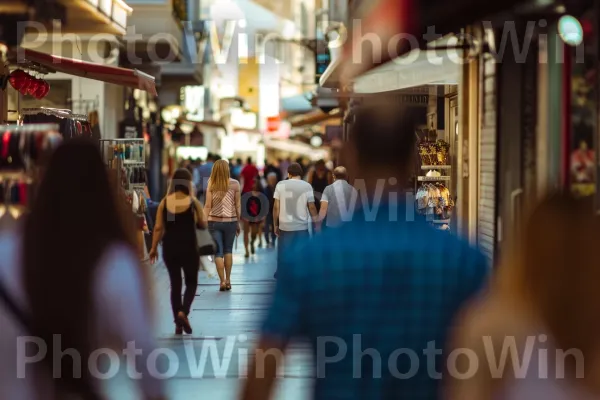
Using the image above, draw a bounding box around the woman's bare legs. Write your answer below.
[243,220,250,257]
[215,256,226,290]
[257,222,264,247]
[224,253,233,289]
[250,223,259,254]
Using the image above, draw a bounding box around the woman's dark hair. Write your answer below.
[170,168,193,195]
[23,139,137,397]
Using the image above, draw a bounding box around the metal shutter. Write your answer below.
[478,54,497,262]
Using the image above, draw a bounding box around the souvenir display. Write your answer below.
[100,138,149,260]
[418,139,450,166]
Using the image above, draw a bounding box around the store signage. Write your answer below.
[266,116,281,132]
[182,86,205,122]
[230,109,257,130]
[119,119,141,139]
[396,94,429,106]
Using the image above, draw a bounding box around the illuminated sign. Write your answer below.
[231,109,258,130]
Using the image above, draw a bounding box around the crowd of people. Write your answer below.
[0,104,597,400]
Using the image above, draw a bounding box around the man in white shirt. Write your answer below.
[273,163,317,279]
[317,166,358,230]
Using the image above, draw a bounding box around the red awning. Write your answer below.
[15,48,157,96]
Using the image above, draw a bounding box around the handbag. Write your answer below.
[191,202,217,256]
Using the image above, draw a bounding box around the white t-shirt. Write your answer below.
[0,231,164,399]
[321,180,358,228]
[274,178,315,231]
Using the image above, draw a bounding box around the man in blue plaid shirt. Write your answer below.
[241,104,489,400]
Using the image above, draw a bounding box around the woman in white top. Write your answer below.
[0,140,165,400]
[204,159,241,291]
[447,193,600,400]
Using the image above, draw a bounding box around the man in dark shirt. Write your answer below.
[263,172,278,247]
[264,159,282,182]
[242,103,489,400]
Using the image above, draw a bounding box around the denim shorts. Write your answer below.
[208,221,238,257]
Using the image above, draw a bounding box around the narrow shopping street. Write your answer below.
[106,243,312,399]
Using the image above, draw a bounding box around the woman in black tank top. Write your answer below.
[149,169,207,335]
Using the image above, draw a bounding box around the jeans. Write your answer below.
[208,221,238,257]
[275,229,310,278]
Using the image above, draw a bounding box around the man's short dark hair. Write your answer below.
[287,163,303,177]
[351,103,418,168]
[247,157,253,165]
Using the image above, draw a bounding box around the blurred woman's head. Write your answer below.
[169,168,193,195]
[23,139,138,396]
[499,192,600,380]
[209,159,230,193]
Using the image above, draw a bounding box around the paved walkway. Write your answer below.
[106,241,312,399]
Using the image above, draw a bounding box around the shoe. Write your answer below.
[177,311,192,334]
[175,324,183,335]
[244,252,250,258]
[251,243,255,254]
[226,281,232,291]
[220,283,227,291]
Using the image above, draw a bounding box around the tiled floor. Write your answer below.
[105,242,312,399]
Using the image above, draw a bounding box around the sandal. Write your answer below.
[220,282,227,291]
[226,281,232,291]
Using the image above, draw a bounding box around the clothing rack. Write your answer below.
[21,107,72,118]
[0,123,62,224]
[99,138,148,261]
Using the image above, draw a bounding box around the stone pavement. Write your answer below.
[105,241,312,400]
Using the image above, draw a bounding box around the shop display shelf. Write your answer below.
[417,176,451,182]
[421,165,451,170]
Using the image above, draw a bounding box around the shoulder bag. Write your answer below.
[191,201,217,256]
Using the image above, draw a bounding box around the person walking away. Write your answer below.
[196,153,215,202]
[447,193,600,400]
[241,103,489,400]
[316,166,358,232]
[204,159,241,291]
[307,159,333,212]
[263,172,278,247]
[240,156,259,195]
[279,157,291,178]
[0,139,166,400]
[264,159,282,182]
[232,157,243,180]
[149,168,206,335]
[242,179,267,256]
[272,162,317,279]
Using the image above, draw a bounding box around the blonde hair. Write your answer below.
[208,159,230,193]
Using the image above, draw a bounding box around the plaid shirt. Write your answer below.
[261,204,489,399]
